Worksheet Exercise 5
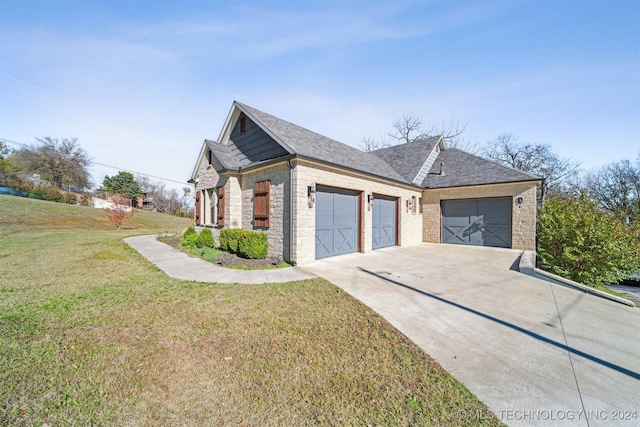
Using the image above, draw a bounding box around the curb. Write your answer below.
[518,251,636,307]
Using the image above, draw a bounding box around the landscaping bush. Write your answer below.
[181,226,198,247]
[537,195,640,286]
[62,191,78,204]
[219,228,242,253]
[238,231,268,259]
[219,228,268,259]
[79,192,93,207]
[197,227,215,248]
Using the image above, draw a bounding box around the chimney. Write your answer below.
[439,162,446,176]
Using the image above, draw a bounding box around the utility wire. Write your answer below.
[0,137,191,186]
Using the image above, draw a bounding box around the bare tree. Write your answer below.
[361,113,474,152]
[136,175,188,216]
[586,159,640,220]
[482,134,581,197]
[360,134,390,152]
[13,137,91,190]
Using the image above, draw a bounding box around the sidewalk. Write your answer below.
[124,235,316,284]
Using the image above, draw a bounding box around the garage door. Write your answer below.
[372,196,396,249]
[441,198,512,248]
[315,188,359,259]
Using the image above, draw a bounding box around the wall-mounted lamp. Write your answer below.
[406,198,413,213]
[308,183,316,207]
[517,197,523,209]
[367,194,374,211]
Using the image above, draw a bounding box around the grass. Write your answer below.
[0,195,503,426]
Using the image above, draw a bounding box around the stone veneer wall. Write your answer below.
[241,163,291,261]
[292,161,424,265]
[421,182,538,250]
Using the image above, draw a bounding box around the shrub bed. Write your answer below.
[220,228,268,259]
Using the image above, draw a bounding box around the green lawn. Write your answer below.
[0,195,503,426]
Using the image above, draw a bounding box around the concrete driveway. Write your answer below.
[304,244,640,426]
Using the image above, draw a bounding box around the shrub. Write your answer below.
[219,228,268,259]
[238,231,268,259]
[537,195,640,286]
[197,228,215,248]
[79,192,93,207]
[181,226,198,247]
[219,228,242,253]
[44,187,64,203]
[62,191,78,204]
[104,195,136,229]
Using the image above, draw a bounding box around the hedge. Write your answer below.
[219,228,268,259]
[197,228,215,248]
[181,226,198,247]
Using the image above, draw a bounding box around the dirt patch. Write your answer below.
[158,235,181,247]
[217,252,284,269]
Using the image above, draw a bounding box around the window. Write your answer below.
[216,185,225,226]
[254,180,270,228]
[207,149,212,165]
[240,116,247,134]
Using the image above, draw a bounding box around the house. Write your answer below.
[189,101,542,265]
[136,193,155,210]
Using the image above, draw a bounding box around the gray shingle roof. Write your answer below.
[237,102,409,183]
[422,148,542,188]
[370,137,441,183]
[206,139,242,169]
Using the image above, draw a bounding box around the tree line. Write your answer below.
[0,137,193,217]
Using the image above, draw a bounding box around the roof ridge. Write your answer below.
[445,148,542,180]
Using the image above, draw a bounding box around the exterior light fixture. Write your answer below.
[406,198,413,213]
[367,194,374,211]
[517,197,523,208]
[308,183,316,207]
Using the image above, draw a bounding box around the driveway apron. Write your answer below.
[304,244,640,427]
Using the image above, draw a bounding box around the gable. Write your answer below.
[227,113,289,165]
[371,137,443,184]
[237,102,409,183]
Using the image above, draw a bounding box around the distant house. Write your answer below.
[189,101,541,265]
[136,193,155,210]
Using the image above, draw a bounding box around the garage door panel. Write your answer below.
[315,189,359,259]
[373,196,396,249]
[442,198,511,248]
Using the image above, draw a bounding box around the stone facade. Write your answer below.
[240,163,291,261]
[292,160,424,265]
[421,182,538,250]
[194,154,291,260]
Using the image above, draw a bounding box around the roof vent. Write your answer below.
[439,162,446,176]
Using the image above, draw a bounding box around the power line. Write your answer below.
[92,162,190,186]
[0,137,192,186]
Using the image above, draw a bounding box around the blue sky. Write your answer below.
[1,0,638,190]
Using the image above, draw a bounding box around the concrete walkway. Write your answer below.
[124,235,316,284]
[304,244,640,427]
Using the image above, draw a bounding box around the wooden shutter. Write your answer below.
[254,180,270,228]
[217,186,225,226]
[195,191,201,225]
